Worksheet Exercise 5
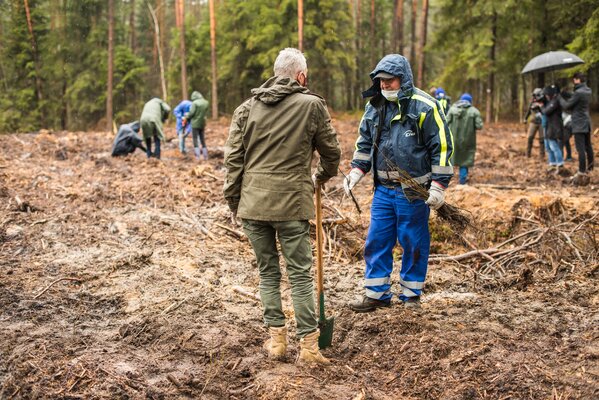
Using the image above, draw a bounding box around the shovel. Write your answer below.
[315,182,334,349]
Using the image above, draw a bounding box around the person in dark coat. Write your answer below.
[111,121,147,157]
[558,72,594,179]
[541,85,564,173]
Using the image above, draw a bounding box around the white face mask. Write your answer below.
[381,89,399,102]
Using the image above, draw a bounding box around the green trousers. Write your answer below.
[242,219,317,338]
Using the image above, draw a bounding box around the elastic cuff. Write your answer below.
[431,180,446,189]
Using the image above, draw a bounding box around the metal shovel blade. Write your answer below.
[318,292,334,349]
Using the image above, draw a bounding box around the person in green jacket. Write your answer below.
[183,91,209,161]
[224,48,341,364]
[139,98,170,159]
[447,93,483,184]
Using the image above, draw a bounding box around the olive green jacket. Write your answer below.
[185,91,209,129]
[140,98,170,140]
[447,100,483,167]
[223,76,341,221]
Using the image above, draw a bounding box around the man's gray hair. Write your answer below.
[273,48,307,79]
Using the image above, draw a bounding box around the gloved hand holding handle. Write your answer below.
[425,181,445,210]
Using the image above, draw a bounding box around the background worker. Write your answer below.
[139,97,170,159]
[173,99,192,154]
[435,87,451,115]
[541,85,564,174]
[111,121,146,157]
[558,72,594,181]
[184,91,209,161]
[523,88,546,158]
[343,54,453,312]
[446,93,483,185]
[223,48,340,364]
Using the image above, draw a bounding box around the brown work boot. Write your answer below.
[298,330,330,365]
[403,296,421,309]
[349,295,391,313]
[263,326,287,359]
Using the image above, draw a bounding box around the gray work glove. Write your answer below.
[343,168,364,196]
[425,181,445,210]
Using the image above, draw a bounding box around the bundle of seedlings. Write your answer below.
[375,157,472,231]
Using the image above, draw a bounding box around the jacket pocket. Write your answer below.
[239,172,310,219]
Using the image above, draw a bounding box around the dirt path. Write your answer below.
[1,120,598,399]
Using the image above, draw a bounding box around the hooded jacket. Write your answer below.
[173,100,192,133]
[139,98,170,140]
[185,91,209,129]
[446,100,483,166]
[352,54,454,192]
[112,121,146,156]
[223,76,341,221]
[558,83,592,134]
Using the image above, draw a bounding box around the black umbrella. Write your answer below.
[521,51,584,74]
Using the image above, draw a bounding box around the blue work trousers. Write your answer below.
[545,139,563,166]
[363,185,430,301]
[459,166,469,185]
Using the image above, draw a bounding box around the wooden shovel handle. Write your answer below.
[315,183,324,296]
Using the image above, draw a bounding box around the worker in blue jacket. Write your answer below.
[173,99,192,154]
[343,54,454,312]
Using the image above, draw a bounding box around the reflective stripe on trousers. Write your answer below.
[363,185,430,301]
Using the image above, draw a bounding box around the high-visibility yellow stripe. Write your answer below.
[412,94,450,166]
[418,112,426,129]
[355,113,366,150]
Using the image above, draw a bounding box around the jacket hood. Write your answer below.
[129,121,140,133]
[454,100,471,109]
[191,91,203,100]
[363,54,414,99]
[251,76,310,105]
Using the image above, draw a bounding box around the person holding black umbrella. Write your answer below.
[558,72,594,182]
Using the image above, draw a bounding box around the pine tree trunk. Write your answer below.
[298,0,303,51]
[23,0,43,105]
[485,12,496,124]
[392,0,404,54]
[130,0,136,53]
[106,0,114,132]
[148,3,167,101]
[177,0,188,99]
[415,0,428,87]
[355,0,362,110]
[537,0,547,88]
[370,0,375,66]
[410,0,417,64]
[209,0,218,119]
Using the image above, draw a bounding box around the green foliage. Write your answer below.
[113,45,148,123]
[567,7,599,69]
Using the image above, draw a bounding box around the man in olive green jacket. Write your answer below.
[183,91,209,160]
[446,93,483,184]
[140,98,170,159]
[224,48,341,364]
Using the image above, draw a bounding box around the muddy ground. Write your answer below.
[1,117,598,399]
